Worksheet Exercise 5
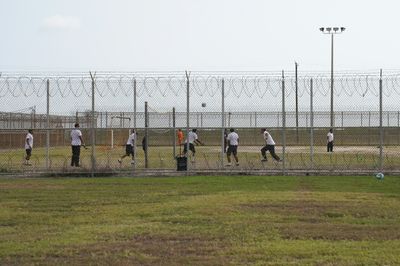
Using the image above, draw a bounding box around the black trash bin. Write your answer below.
[176,156,187,171]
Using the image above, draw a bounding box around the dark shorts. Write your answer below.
[227,145,238,156]
[25,149,32,156]
[183,143,195,153]
[125,145,134,155]
[261,144,275,153]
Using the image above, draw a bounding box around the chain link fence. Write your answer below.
[0,71,399,175]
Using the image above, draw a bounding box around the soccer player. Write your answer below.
[24,129,33,165]
[226,128,239,166]
[327,128,334,152]
[70,123,85,167]
[183,129,204,162]
[260,128,282,162]
[118,129,136,164]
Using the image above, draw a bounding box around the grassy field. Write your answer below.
[1,145,399,172]
[1,175,400,265]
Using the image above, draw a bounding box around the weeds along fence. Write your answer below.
[0,71,399,175]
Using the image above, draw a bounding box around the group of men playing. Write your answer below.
[176,127,282,166]
[22,125,335,167]
[222,128,282,166]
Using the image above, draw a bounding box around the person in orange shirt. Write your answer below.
[177,128,184,155]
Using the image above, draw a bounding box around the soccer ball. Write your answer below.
[375,172,384,180]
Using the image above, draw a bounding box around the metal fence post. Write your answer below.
[310,78,314,170]
[90,72,96,177]
[282,71,286,175]
[185,71,190,173]
[341,111,344,128]
[144,101,149,169]
[379,69,383,171]
[133,78,137,172]
[173,107,176,158]
[295,62,299,144]
[361,112,363,127]
[46,79,50,169]
[221,78,225,168]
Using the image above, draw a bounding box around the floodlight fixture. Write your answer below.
[319,26,346,127]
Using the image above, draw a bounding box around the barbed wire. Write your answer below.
[0,73,400,98]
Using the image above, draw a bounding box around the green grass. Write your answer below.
[1,175,400,265]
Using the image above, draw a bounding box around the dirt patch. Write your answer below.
[240,201,400,241]
[275,223,400,241]
[21,234,232,266]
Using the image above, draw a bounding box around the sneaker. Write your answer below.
[25,162,32,166]
[118,159,122,164]
[261,158,268,162]
[226,163,232,166]
[131,160,135,164]
[235,163,239,166]
[277,159,283,162]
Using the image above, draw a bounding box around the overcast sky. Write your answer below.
[1,0,399,72]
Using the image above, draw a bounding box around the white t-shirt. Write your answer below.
[71,128,83,146]
[126,132,136,146]
[186,131,198,144]
[227,132,239,146]
[264,130,275,145]
[25,133,33,149]
[327,132,334,142]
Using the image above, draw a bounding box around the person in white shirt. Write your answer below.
[118,129,136,164]
[183,129,204,162]
[226,128,239,166]
[260,128,282,162]
[24,129,33,165]
[70,123,85,167]
[327,128,334,152]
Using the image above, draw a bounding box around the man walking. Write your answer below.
[327,128,334,152]
[226,128,239,166]
[260,128,282,162]
[24,129,33,165]
[118,129,136,164]
[70,123,85,167]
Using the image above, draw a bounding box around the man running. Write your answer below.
[260,128,282,162]
[183,129,204,162]
[118,129,136,164]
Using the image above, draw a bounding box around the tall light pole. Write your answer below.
[319,26,345,128]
